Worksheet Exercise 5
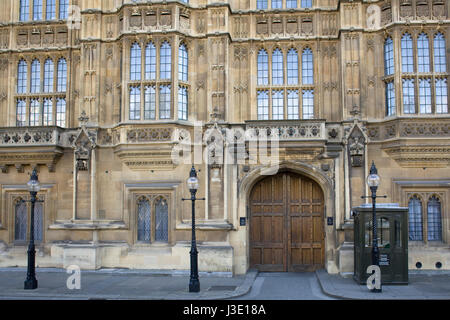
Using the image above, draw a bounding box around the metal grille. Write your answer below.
[137,199,151,241]
[408,196,423,241]
[155,198,168,242]
[427,196,442,241]
[34,202,43,242]
[14,201,27,241]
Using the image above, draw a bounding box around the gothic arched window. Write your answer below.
[14,200,27,241]
[287,90,299,119]
[408,196,423,241]
[56,98,66,127]
[33,0,43,21]
[287,48,298,85]
[384,37,394,76]
[159,85,171,119]
[144,85,156,120]
[178,86,188,120]
[17,60,27,94]
[155,197,169,242]
[145,42,156,80]
[57,58,67,92]
[46,0,56,20]
[257,49,269,86]
[435,78,448,114]
[129,86,141,120]
[302,89,314,119]
[272,48,284,85]
[272,90,284,120]
[30,59,41,93]
[137,198,151,242]
[434,32,446,73]
[44,59,54,93]
[419,78,432,114]
[257,90,269,120]
[402,79,415,114]
[401,33,414,73]
[417,33,430,73]
[257,0,268,9]
[302,48,313,85]
[20,0,29,21]
[59,0,69,19]
[160,41,172,80]
[43,98,53,126]
[427,196,442,241]
[178,43,188,82]
[130,43,141,81]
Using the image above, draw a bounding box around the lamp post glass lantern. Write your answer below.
[24,169,40,290]
[367,161,382,292]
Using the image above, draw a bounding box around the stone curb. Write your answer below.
[0,268,259,300]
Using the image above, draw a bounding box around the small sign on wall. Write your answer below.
[327,217,333,225]
[240,217,246,226]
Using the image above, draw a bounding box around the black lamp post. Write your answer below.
[182,166,205,292]
[366,161,382,293]
[24,169,40,290]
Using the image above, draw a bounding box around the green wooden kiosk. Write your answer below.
[353,203,409,285]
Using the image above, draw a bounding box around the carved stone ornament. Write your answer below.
[72,128,97,171]
[347,125,366,167]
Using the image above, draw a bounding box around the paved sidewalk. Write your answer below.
[0,267,257,300]
[316,269,450,300]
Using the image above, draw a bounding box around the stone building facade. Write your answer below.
[0,0,448,275]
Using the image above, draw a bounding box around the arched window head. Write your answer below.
[417,33,430,73]
[130,43,141,81]
[401,33,413,73]
[17,60,27,94]
[257,49,269,86]
[145,42,156,80]
[408,195,423,241]
[427,196,442,241]
[160,41,172,80]
[384,37,394,76]
[287,48,298,85]
[434,32,446,73]
[302,48,313,84]
[272,48,284,85]
[43,59,54,93]
[178,43,188,82]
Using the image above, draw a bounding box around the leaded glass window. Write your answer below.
[272,90,284,120]
[33,0,43,21]
[144,86,156,120]
[129,86,141,120]
[301,0,312,8]
[287,90,299,119]
[57,58,67,92]
[160,42,171,80]
[46,0,56,20]
[287,49,298,85]
[20,0,29,21]
[272,49,284,85]
[159,85,171,119]
[43,98,53,126]
[257,49,269,86]
[137,198,151,242]
[17,60,27,94]
[14,200,27,241]
[287,0,297,8]
[130,43,141,81]
[385,81,395,116]
[16,99,26,126]
[434,33,446,73]
[272,0,282,9]
[44,59,54,93]
[302,89,314,119]
[30,59,40,93]
[59,0,69,19]
[257,91,269,120]
[56,98,66,127]
[419,78,432,114]
[30,99,40,126]
[155,198,168,242]
[417,33,430,73]
[427,196,442,241]
[145,42,156,80]
[178,44,188,82]
[257,0,268,9]
[401,33,414,73]
[302,48,313,85]
[34,202,43,241]
[402,79,415,114]
[408,196,423,241]
[435,78,448,114]
[384,37,394,76]
[178,86,188,120]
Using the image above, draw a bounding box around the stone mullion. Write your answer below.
[43,0,47,20]
[56,0,60,20]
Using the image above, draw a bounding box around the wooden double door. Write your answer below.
[249,172,325,272]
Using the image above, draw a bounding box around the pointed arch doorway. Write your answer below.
[249,171,325,272]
